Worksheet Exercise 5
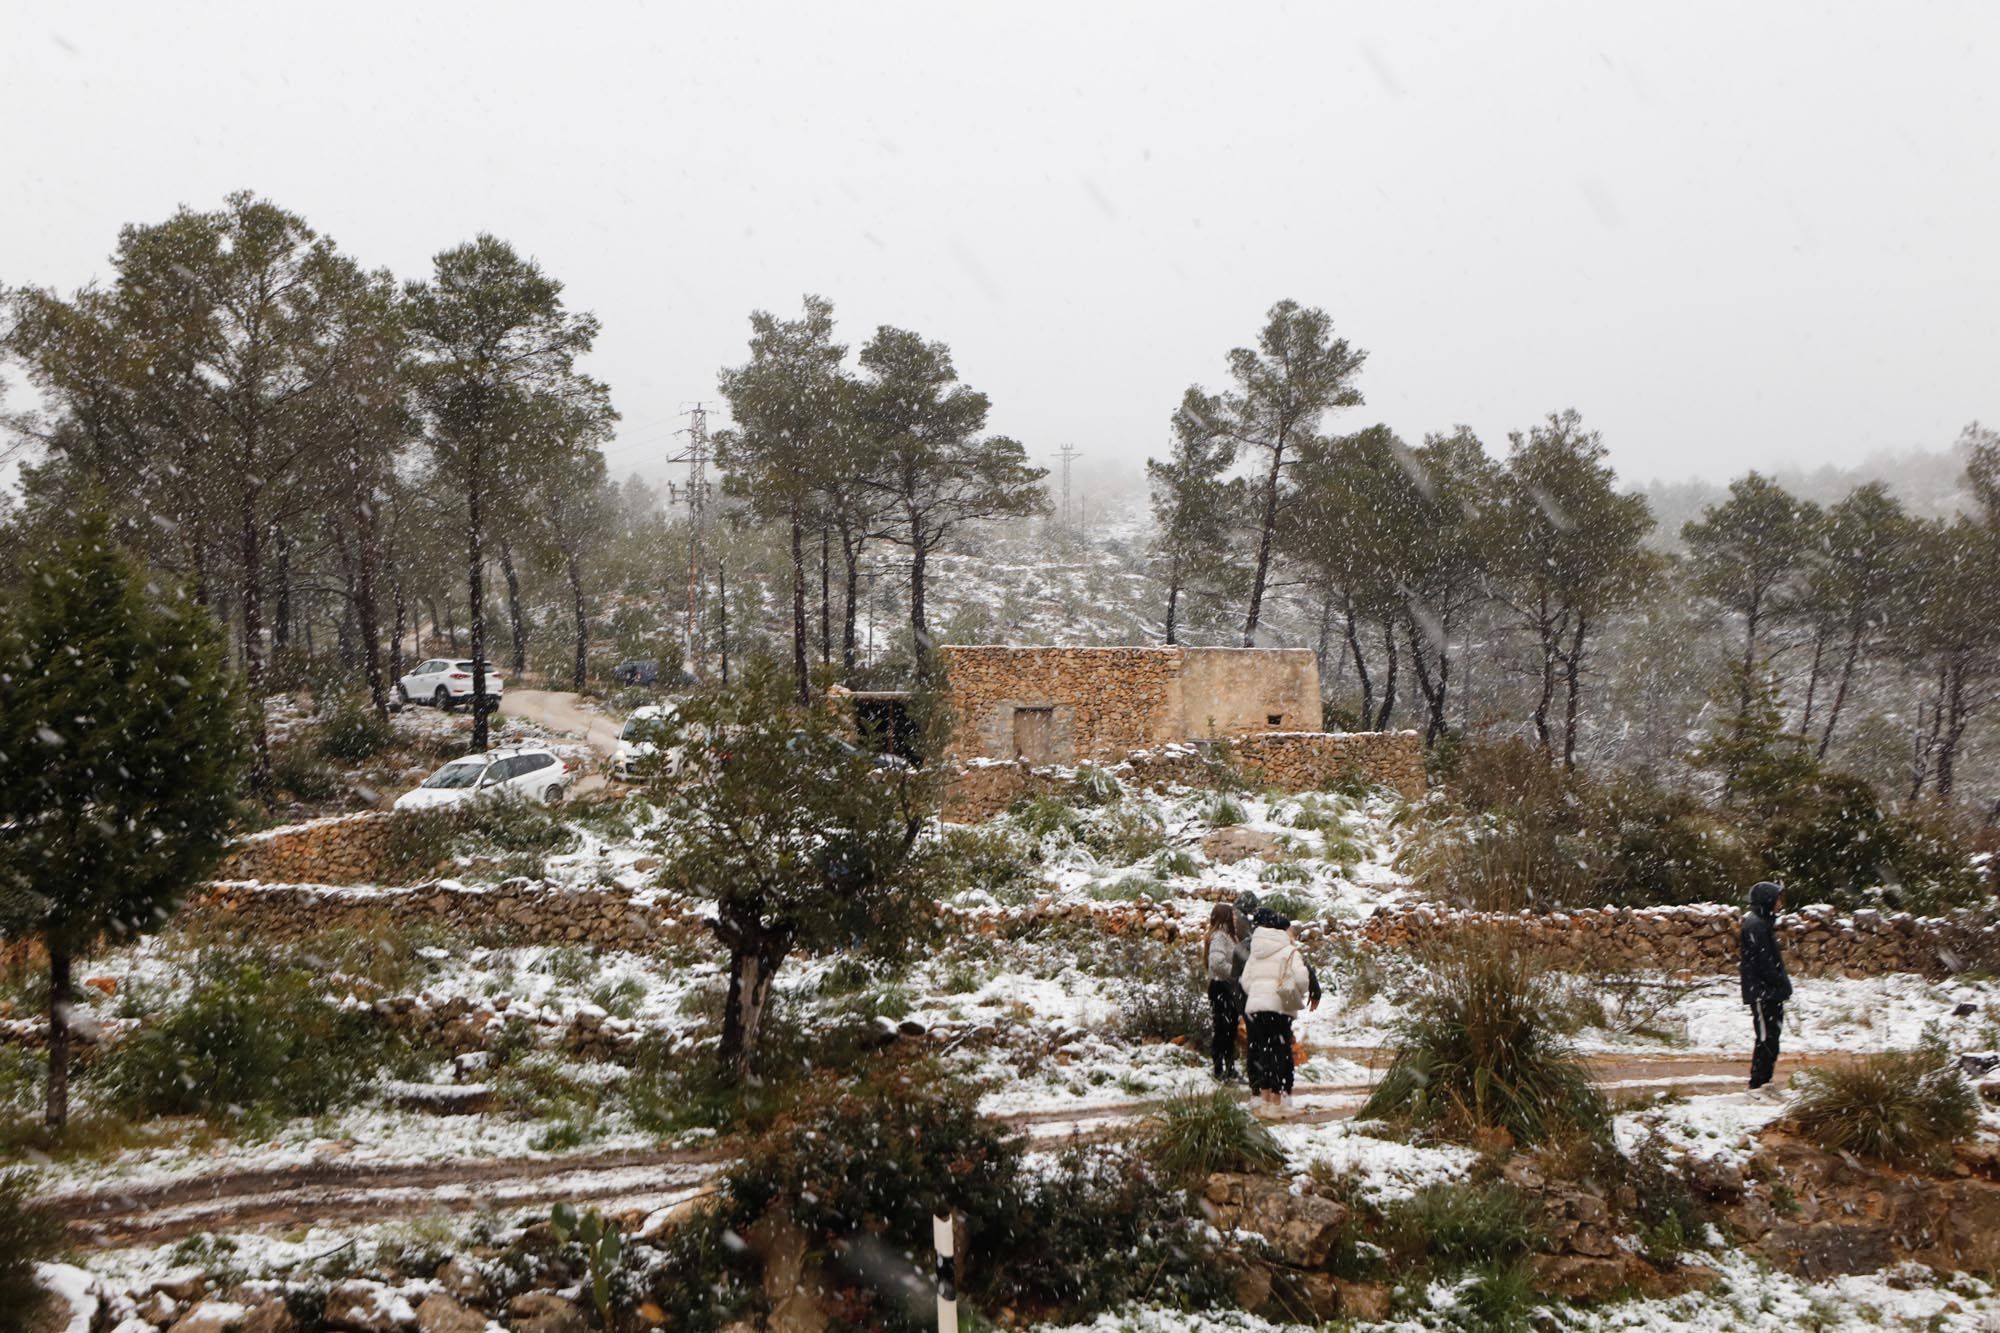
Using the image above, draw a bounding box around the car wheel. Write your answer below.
[396,685,410,705]
[544,784,565,805]
[434,687,452,711]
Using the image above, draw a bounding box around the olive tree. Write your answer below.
[645,665,935,1080]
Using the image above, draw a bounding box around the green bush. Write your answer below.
[103,961,407,1120]
[1387,1180,1540,1267]
[1069,764,1123,806]
[1078,807,1171,863]
[1362,940,1606,1145]
[1143,1090,1284,1182]
[0,1170,63,1333]
[381,796,579,879]
[984,1142,1228,1318]
[928,825,1038,902]
[270,747,342,802]
[1413,817,1605,913]
[315,696,396,762]
[1790,1040,1978,1168]
[1010,792,1084,841]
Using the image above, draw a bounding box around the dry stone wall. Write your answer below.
[941,646,1184,763]
[219,813,401,886]
[192,880,700,952]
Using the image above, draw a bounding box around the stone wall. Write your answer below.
[219,814,401,886]
[1176,647,1321,738]
[941,646,1184,764]
[939,731,1426,822]
[938,645,1321,765]
[174,879,2000,980]
[192,880,700,952]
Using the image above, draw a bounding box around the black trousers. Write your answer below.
[1246,1011,1294,1094]
[1749,998,1785,1088]
[1207,980,1243,1075]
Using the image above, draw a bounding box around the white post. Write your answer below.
[932,1211,958,1333]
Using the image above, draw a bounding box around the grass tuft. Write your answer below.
[1361,939,1605,1145]
[1143,1089,1285,1182]
[1789,1039,1978,1168]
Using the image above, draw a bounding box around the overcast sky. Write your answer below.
[4,2,1996,495]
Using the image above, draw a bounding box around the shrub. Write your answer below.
[103,961,405,1120]
[381,796,579,879]
[314,696,396,762]
[1362,940,1606,1145]
[1154,847,1201,878]
[0,1170,63,1333]
[1010,792,1084,842]
[1789,1040,1978,1167]
[985,1142,1228,1318]
[1593,778,1761,908]
[1413,817,1605,913]
[270,747,342,802]
[929,825,1038,902]
[1205,793,1248,827]
[1383,1180,1541,1269]
[1143,1089,1284,1182]
[1078,807,1171,863]
[1108,937,1212,1048]
[1069,764,1123,806]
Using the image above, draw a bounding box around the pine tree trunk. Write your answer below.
[1799,624,1829,737]
[239,486,270,786]
[909,521,933,671]
[1242,445,1285,646]
[1164,563,1183,646]
[789,509,810,705]
[717,561,731,687]
[500,541,527,677]
[1373,622,1399,731]
[390,580,406,694]
[356,518,386,718]
[1407,620,1449,745]
[1937,658,1969,802]
[566,545,589,691]
[273,528,292,653]
[1561,614,1589,771]
[1531,605,1559,760]
[1343,600,1373,727]
[820,526,832,667]
[45,943,71,1130]
[839,525,864,675]
[467,431,490,752]
[1818,625,1865,760]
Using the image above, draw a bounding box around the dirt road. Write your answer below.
[45,1048,1832,1248]
[500,690,624,757]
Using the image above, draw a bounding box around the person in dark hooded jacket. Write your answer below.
[1739,880,1792,1092]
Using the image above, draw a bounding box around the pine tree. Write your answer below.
[1683,472,1821,720]
[0,516,247,1128]
[1176,301,1367,646]
[1147,397,1239,644]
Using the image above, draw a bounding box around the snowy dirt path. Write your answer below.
[44,1049,1833,1248]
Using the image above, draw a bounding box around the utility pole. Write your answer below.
[1057,442,1081,532]
[670,404,711,677]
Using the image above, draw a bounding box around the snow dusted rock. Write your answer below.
[34,1264,105,1333]
[1202,1173,1348,1268]
[239,1300,298,1333]
[1200,826,1292,866]
[168,1301,249,1333]
[135,1291,180,1326]
[506,1293,587,1333]
[413,1294,486,1333]
[323,1281,417,1333]
[432,1258,489,1304]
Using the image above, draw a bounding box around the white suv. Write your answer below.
[394,746,571,811]
[612,703,684,781]
[397,659,505,711]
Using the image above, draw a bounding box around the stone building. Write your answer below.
[938,645,1322,765]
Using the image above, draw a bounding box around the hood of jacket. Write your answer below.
[1247,929,1294,964]
[1749,881,1782,920]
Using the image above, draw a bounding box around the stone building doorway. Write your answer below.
[1012,706,1058,764]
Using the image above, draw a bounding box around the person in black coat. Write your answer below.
[1739,880,1792,1093]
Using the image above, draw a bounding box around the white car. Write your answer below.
[397,658,505,711]
[394,746,571,811]
[613,703,684,781]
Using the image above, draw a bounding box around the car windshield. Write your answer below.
[621,715,672,742]
[422,760,488,789]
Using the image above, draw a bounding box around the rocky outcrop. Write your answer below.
[1731,1131,2000,1278]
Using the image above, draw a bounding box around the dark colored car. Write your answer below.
[612,659,659,686]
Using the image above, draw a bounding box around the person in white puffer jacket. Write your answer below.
[1240,911,1313,1111]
